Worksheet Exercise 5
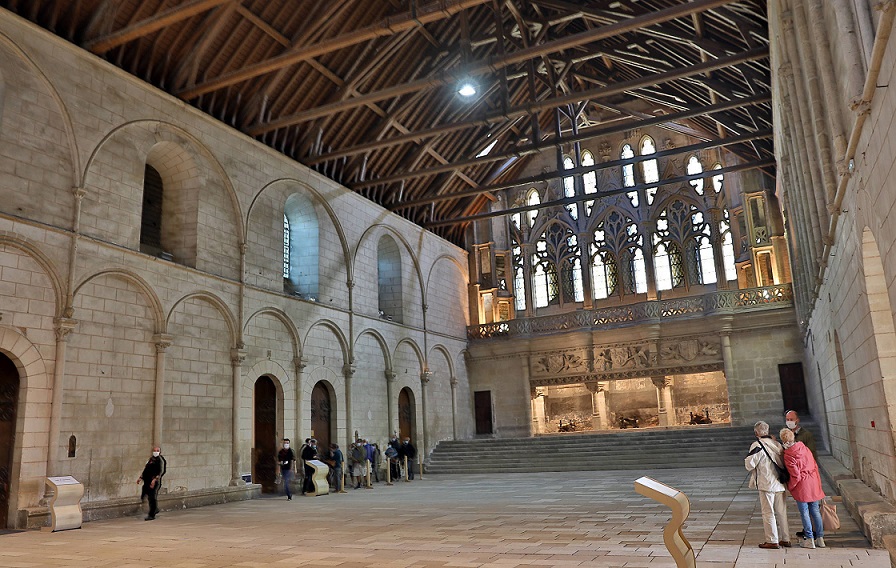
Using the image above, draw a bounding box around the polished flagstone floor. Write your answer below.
[0,466,886,568]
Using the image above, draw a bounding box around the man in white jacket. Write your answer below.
[744,421,791,549]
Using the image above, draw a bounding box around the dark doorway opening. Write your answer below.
[398,387,415,442]
[778,362,809,415]
[0,353,19,528]
[474,390,493,435]
[310,382,332,451]
[253,376,277,493]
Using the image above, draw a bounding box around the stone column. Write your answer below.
[343,364,355,447]
[294,356,307,440]
[152,333,174,448]
[449,377,458,439]
[420,370,432,456]
[531,387,546,434]
[385,370,396,436]
[720,329,739,424]
[230,347,246,485]
[652,376,674,427]
[586,381,609,430]
[47,317,77,476]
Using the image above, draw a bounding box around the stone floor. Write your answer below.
[0,466,887,568]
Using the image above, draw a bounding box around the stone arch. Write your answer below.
[246,178,352,287]
[353,328,392,371]
[73,269,165,333]
[425,255,469,329]
[244,307,302,360]
[304,319,350,367]
[354,224,426,324]
[166,291,238,347]
[393,338,425,376]
[0,233,65,317]
[0,30,80,188]
[0,325,50,524]
[428,344,455,379]
[303,367,345,444]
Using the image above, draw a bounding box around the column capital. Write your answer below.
[651,376,671,389]
[72,186,87,200]
[384,370,397,382]
[420,370,433,384]
[153,333,174,352]
[294,356,308,371]
[343,364,356,379]
[585,381,604,394]
[54,317,78,342]
[449,376,458,388]
[231,348,247,366]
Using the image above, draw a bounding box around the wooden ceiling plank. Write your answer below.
[85,0,235,54]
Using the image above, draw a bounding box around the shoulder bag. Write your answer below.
[758,439,791,485]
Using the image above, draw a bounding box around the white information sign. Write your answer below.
[47,476,80,485]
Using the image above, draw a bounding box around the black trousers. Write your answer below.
[141,484,158,517]
[303,465,315,494]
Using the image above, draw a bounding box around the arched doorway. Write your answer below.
[0,353,19,528]
[398,387,415,442]
[310,381,332,451]
[253,376,277,493]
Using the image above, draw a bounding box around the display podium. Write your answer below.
[306,460,330,496]
[44,476,83,532]
[634,476,694,568]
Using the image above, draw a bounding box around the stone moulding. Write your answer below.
[529,362,725,387]
[468,284,793,340]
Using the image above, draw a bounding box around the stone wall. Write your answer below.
[0,12,472,527]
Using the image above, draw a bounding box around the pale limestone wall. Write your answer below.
[0,13,472,527]
[769,2,896,502]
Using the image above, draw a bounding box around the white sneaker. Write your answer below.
[815,537,825,548]
[801,538,816,549]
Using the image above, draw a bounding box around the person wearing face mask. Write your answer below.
[301,438,317,495]
[780,427,825,549]
[137,446,166,521]
[785,410,817,461]
[277,439,296,500]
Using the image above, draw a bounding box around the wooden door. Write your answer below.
[778,363,809,415]
[398,387,414,441]
[474,390,493,435]
[253,377,277,492]
[310,382,331,451]
[0,354,19,528]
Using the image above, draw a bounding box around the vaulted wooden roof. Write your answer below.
[3,0,772,246]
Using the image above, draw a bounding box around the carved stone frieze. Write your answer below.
[659,338,720,362]
[531,350,588,376]
[528,362,724,387]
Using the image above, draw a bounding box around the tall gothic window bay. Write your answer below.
[508,138,732,315]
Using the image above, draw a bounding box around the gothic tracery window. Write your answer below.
[690,209,717,284]
[621,143,638,207]
[526,188,540,228]
[512,240,526,311]
[653,202,687,290]
[720,209,737,281]
[582,150,597,216]
[640,136,659,205]
[687,155,704,195]
[563,156,577,220]
[711,163,724,193]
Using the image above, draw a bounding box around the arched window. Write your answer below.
[653,206,685,290]
[526,189,540,228]
[531,240,558,308]
[563,156,577,220]
[691,210,716,284]
[582,150,597,216]
[621,144,638,207]
[531,224,581,308]
[591,220,618,299]
[282,215,290,278]
[640,136,659,205]
[377,234,403,322]
[719,209,737,281]
[711,163,724,193]
[512,241,526,311]
[140,164,164,255]
[687,155,704,195]
[620,219,647,295]
[563,234,584,302]
[284,193,320,298]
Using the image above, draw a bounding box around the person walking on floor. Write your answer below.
[780,427,826,549]
[745,421,791,549]
[137,446,166,521]
[277,438,295,500]
[301,438,317,495]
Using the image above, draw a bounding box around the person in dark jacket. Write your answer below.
[401,438,417,480]
[301,439,317,495]
[137,446,166,520]
[277,439,295,500]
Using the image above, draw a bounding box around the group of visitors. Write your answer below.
[745,410,825,550]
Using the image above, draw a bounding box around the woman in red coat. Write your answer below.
[780,428,825,549]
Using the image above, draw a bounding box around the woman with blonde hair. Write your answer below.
[780,427,826,549]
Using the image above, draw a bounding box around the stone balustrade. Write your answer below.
[468,284,794,340]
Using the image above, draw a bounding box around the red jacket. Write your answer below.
[783,441,825,502]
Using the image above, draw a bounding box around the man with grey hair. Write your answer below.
[745,421,791,549]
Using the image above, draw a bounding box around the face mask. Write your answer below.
[786,420,797,429]
[152,451,160,458]
[283,444,289,449]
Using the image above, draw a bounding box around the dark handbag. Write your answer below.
[758,439,790,484]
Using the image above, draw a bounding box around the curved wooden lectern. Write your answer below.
[45,476,84,532]
[306,460,330,496]
[634,476,695,568]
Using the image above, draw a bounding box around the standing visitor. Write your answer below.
[745,421,790,549]
[277,439,295,500]
[780,428,826,549]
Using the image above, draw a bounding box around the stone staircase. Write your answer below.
[426,424,759,474]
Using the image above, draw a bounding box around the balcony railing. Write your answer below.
[468,283,793,340]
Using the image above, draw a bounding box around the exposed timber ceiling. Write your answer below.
[3,0,773,246]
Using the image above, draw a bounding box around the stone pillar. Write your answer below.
[152,334,174,448]
[343,364,355,447]
[47,317,77,476]
[449,377,458,439]
[230,347,246,485]
[531,387,546,434]
[420,370,432,456]
[586,381,609,430]
[652,376,674,427]
[294,356,307,441]
[720,331,739,424]
[385,370,396,436]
